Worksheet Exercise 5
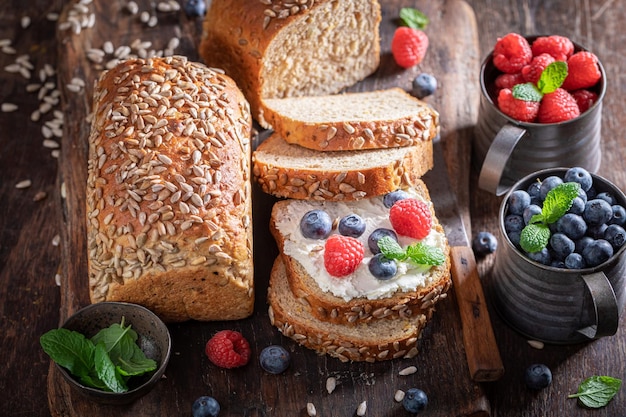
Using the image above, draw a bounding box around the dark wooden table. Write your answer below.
[1,1,625,416]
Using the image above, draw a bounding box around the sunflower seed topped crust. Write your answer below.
[87,56,254,322]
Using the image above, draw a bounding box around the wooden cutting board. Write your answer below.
[48,0,486,415]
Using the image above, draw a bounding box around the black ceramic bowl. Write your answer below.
[55,302,171,405]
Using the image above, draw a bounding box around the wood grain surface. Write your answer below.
[1,1,626,417]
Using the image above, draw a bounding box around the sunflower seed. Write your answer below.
[15,179,32,189]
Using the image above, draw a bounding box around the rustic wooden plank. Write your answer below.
[46,0,490,416]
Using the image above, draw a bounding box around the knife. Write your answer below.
[423,136,505,382]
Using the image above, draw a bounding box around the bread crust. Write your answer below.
[86,56,254,322]
[252,133,434,201]
[268,257,428,362]
[262,89,440,151]
[269,181,451,326]
[199,0,382,126]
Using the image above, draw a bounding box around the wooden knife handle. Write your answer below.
[450,246,505,382]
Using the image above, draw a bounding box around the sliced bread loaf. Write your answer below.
[268,257,428,362]
[262,88,439,151]
[269,182,451,326]
[199,0,382,126]
[252,133,433,201]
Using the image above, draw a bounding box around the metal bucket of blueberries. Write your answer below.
[490,167,626,344]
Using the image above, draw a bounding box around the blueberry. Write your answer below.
[596,191,617,206]
[192,396,220,417]
[527,181,542,199]
[575,236,594,254]
[550,259,566,269]
[565,252,586,269]
[549,233,575,260]
[587,186,598,200]
[524,364,552,390]
[402,388,428,413]
[411,73,437,99]
[300,209,332,239]
[184,0,207,17]
[556,213,587,240]
[564,167,593,192]
[508,190,531,215]
[604,224,626,250]
[523,204,542,225]
[259,345,290,374]
[471,231,498,257]
[508,230,521,248]
[527,248,552,265]
[368,228,398,254]
[504,214,524,234]
[587,223,608,239]
[383,189,409,208]
[338,214,366,238]
[368,253,398,280]
[582,239,614,267]
[609,205,626,226]
[583,199,613,226]
[568,196,586,215]
[539,176,563,200]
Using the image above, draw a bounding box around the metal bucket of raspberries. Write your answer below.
[474,34,606,196]
[490,167,626,344]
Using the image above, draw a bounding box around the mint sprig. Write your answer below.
[40,317,157,393]
[378,236,445,266]
[519,182,580,253]
[399,7,429,29]
[568,376,622,408]
[512,61,569,101]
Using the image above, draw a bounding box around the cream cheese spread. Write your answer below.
[274,189,448,301]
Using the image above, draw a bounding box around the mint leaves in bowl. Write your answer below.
[41,302,171,405]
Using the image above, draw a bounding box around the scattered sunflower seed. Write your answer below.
[21,16,31,28]
[356,401,367,416]
[1,103,18,112]
[527,340,545,349]
[306,402,316,416]
[15,179,32,189]
[55,273,62,286]
[394,390,405,402]
[326,376,337,394]
[33,191,47,201]
[52,234,61,246]
[399,365,418,376]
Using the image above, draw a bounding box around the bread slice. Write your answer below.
[262,88,439,151]
[268,257,428,362]
[269,181,451,326]
[252,133,433,201]
[199,0,382,126]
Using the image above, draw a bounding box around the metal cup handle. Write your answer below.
[578,272,620,339]
[478,123,526,196]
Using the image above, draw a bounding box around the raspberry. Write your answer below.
[531,35,574,62]
[562,51,602,90]
[521,53,555,84]
[389,198,432,239]
[205,330,251,369]
[537,88,580,123]
[492,33,532,74]
[323,234,364,277]
[391,27,429,69]
[571,89,598,114]
[497,88,540,122]
[494,72,525,90]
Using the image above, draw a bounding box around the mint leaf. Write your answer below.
[40,328,95,379]
[117,348,157,377]
[519,182,580,252]
[568,376,622,408]
[541,182,580,224]
[399,7,429,29]
[378,236,407,260]
[94,342,128,393]
[512,83,543,102]
[537,61,568,94]
[405,242,445,266]
[520,223,551,253]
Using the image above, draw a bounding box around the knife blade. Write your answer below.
[423,137,505,382]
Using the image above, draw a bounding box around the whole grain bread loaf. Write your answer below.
[268,257,429,362]
[198,0,382,126]
[269,182,451,326]
[252,133,434,201]
[262,88,440,151]
[86,56,254,322]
